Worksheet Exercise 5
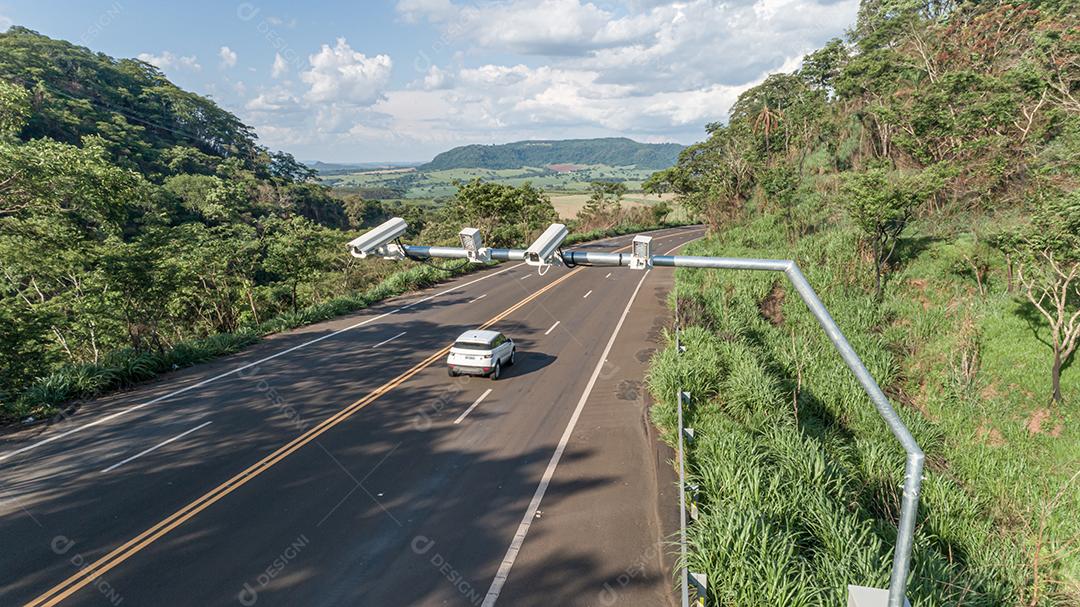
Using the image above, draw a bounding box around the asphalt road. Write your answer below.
[0,226,704,607]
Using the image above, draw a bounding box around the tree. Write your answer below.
[442,180,556,247]
[1018,252,1080,404]
[263,217,336,314]
[1014,190,1080,404]
[0,79,29,138]
[649,126,756,231]
[799,39,849,94]
[578,181,627,225]
[650,201,672,225]
[841,167,928,298]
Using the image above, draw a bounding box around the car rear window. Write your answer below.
[453,340,492,351]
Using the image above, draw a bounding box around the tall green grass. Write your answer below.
[648,214,1067,605]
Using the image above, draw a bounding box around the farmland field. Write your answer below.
[549,192,681,219]
[320,164,659,200]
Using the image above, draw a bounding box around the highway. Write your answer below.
[0,226,704,607]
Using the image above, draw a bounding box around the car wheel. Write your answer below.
[448,367,458,377]
[509,349,516,366]
[491,361,501,380]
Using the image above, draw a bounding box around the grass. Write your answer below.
[648,212,1079,605]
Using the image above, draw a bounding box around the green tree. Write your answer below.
[442,180,556,247]
[841,167,928,298]
[1014,189,1080,404]
[579,180,627,223]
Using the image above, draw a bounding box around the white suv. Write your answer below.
[447,330,515,379]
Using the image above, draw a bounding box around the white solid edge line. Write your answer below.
[101,420,213,473]
[583,290,592,298]
[481,270,651,606]
[0,263,526,463]
[544,321,560,336]
[371,331,407,349]
[480,236,699,607]
[454,388,493,425]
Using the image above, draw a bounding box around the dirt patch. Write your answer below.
[888,382,934,420]
[1025,407,1060,435]
[759,282,786,326]
[977,422,1006,447]
[636,348,655,363]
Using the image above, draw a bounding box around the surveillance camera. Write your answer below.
[525,223,568,267]
[630,235,652,270]
[459,227,490,263]
[347,217,408,260]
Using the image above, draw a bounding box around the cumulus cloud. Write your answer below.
[396,0,456,23]
[271,53,288,78]
[219,46,238,69]
[138,51,201,71]
[300,38,393,105]
[416,65,453,90]
[0,14,12,30]
[245,0,857,159]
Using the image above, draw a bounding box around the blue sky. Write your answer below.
[0,0,859,162]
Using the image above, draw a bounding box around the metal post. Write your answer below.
[393,239,922,606]
[677,389,690,607]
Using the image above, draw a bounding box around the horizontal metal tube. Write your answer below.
[651,255,792,272]
[488,248,526,261]
[561,251,628,266]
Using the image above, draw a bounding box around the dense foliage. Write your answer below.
[420,137,684,171]
[647,0,1079,604]
[0,29,682,422]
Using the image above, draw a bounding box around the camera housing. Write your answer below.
[459,227,490,263]
[525,223,568,267]
[629,234,652,270]
[347,217,408,259]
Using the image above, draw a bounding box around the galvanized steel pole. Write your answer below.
[402,240,922,607]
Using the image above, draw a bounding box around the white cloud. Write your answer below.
[0,14,12,30]
[300,38,393,105]
[271,53,289,78]
[245,0,857,160]
[396,0,455,22]
[219,46,238,69]
[138,51,201,71]
[417,65,453,90]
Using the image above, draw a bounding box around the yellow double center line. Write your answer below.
[28,267,584,607]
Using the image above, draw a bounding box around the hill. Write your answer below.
[419,137,683,171]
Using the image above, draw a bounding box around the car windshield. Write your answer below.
[453,341,492,351]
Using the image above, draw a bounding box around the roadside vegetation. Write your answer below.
[0,28,686,425]
[646,0,1079,604]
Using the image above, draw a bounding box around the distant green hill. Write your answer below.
[420,137,684,171]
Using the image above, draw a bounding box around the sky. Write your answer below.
[0,0,859,162]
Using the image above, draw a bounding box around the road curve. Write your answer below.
[0,226,704,607]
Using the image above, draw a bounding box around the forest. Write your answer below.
[420,137,685,171]
[645,0,1080,604]
[0,27,669,424]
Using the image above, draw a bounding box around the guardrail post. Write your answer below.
[690,572,708,607]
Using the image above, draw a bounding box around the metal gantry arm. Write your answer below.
[350,221,921,607]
